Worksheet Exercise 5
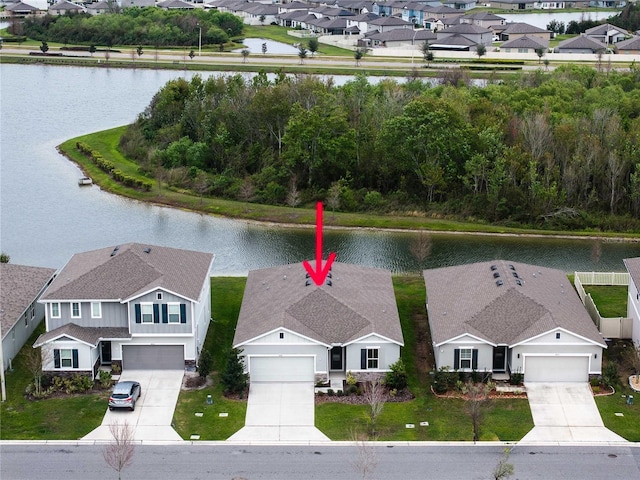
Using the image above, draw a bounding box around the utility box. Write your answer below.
[207,394,213,405]
[627,395,634,406]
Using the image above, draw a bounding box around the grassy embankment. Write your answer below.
[59,127,640,239]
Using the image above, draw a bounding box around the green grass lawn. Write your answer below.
[595,386,640,442]
[0,325,108,440]
[582,285,628,318]
[242,25,351,56]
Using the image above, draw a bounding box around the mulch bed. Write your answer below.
[315,389,414,405]
[430,385,528,400]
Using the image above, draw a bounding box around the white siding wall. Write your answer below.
[251,329,318,344]
[240,344,328,373]
[2,302,46,372]
[194,277,212,358]
[628,277,640,345]
[436,342,493,372]
[345,338,401,372]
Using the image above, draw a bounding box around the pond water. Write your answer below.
[500,10,617,29]
[1,63,638,274]
[232,38,300,55]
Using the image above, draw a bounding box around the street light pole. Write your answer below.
[198,24,202,57]
[411,28,418,66]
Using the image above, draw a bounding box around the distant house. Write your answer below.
[1,264,56,373]
[367,15,413,33]
[424,260,606,382]
[119,0,156,7]
[48,0,85,15]
[5,1,44,17]
[497,22,552,42]
[362,27,436,48]
[34,244,214,377]
[460,12,505,30]
[347,12,381,34]
[556,34,606,54]
[157,0,196,10]
[436,23,493,47]
[442,0,477,10]
[624,257,640,344]
[87,1,112,15]
[616,35,640,54]
[500,34,549,53]
[233,262,404,384]
[585,23,629,44]
[238,3,280,25]
[490,0,536,9]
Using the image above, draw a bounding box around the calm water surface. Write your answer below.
[1,64,638,274]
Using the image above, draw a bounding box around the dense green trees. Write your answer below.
[120,66,640,231]
[22,9,243,48]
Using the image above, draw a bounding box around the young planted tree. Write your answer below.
[298,45,308,64]
[362,373,385,437]
[103,421,135,480]
[89,44,96,57]
[189,49,195,60]
[354,48,366,66]
[475,44,486,59]
[307,37,319,57]
[220,347,248,397]
[40,41,49,54]
[25,346,50,397]
[286,177,301,209]
[350,430,379,480]
[197,349,213,378]
[535,47,545,64]
[136,45,143,58]
[462,381,493,442]
[241,48,250,63]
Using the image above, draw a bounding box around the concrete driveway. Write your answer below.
[520,382,627,443]
[83,369,184,442]
[227,382,330,443]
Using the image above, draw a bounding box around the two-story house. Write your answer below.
[34,244,214,377]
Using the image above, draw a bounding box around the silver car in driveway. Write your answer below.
[108,381,141,411]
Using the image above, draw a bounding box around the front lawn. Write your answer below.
[595,386,640,442]
[0,325,107,440]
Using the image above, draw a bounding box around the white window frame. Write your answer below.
[24,313,29,328]
[141,303,153,323]
[460,348,472,369]
[168,303,180,324]
[367,348,379,369]
[91,302,102,318]
[71,302,81,319]
[51,302,60,318]
[60,348,73,368]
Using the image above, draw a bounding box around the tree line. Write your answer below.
[119,66,640,232]
[21,9,243,48]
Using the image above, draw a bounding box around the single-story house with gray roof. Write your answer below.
[624,257,640,344]
[35,243,214,377]
[615,35,640,54]
[1,264,56,376]
[424,260,606,382]
[233,262,404,384]
[556,34,606,54]
[500,35,549,53]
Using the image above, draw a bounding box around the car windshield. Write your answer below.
[111,393,130,399]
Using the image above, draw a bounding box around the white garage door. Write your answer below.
[250,356,314,382]
[524,356,589,382]
[122,345,184,370]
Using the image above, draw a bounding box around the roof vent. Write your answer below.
[305,279,312,287]
[509,264,515,270]
[143,247,151,254]
[515,279,523,286]
[110,246,120,256]
[490,265,497,271]
[496,280,503,287]
[493,272,500,279]
[512,271,519,278]
[326,279,332,287]
[327,272,332,279]
[305,272,310,279]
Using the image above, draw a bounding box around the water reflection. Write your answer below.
[232,38,300,55]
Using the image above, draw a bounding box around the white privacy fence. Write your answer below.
[574,272,632,339]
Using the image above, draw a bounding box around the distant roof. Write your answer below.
[500,34,548,49]
[6,2,41,11]
[423,260,605,347]
[442,23,492,34]
[616,35,640,50]
[366,28,436,42]
[463,12,504,21]
[369,16,412,26]
[234,262,404,347]
[624,257,640,289]
[40,243,214,303]
[157,0,195,8]
[0,264,56,338]
[49,0,84,10]
[34,323,130,347]
[501,22,549,35]
[585,23,628,36]
[557,34,605,51]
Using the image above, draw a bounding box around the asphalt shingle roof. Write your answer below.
[616,36,640,50]
[502,22,549,35]
[423,260,605,347]
[624,257,640,290]
[501,35,548,49]
[34,323,130,347]
[234,262,403,347]
[0,264,56,339]
[41,243,214,302]
[557,34,605,51]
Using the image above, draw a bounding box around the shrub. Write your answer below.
[601,362,619,388]
[385,359,408,391]
[509,370,524,386]
[220,347,248,397]
[434,366,459,393]
[327,389,335,396]
[346,370,357,386]
[198,349,213,378]
[98,370,112,389]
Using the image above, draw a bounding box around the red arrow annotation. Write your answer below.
[302,201,336,286]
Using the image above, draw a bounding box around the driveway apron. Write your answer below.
[227,382,330,442]
[521,382,627,443]
[83,370,184,442]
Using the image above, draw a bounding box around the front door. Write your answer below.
[100,341,112,365]
[492,346,506,372]
[330,347,343,370]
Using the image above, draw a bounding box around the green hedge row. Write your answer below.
[76,141,152,191]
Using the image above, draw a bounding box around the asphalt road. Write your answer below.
[2,443,639,479]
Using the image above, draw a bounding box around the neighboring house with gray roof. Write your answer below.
[624,257,640,344]
[585,23,629,44]
[500,34,549,53]
[497,22,552,42]
[556,34,607,53]
[1,264,56,376]
[424,260,606,382]
[233,262,404,384]
[362,27,436,47]
[48,0,85,15]
[34,243,214,377]
[616,35,640,54]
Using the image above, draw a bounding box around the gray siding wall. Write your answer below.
[3,302,46,372]
[345,342,401,372]
[511,344,602,373]
[128,289,192,335]
[241,344,328,373]
[47,301,127,330]
[435,342,493,372]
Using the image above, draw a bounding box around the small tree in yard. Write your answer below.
[40,41,49,54]
[220,347,248,397]
[103,421,135,480]
[354,48,366,66]
[350,430,379,480]
[362,373,385,437]
[298,45,308,64]
[307,37,319,57]
[462,381,493,443]
[25,346,50,397]
[535,47,545,64]
[198,349,213,378]
[475,44,486,59]
[385,358,408,392]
